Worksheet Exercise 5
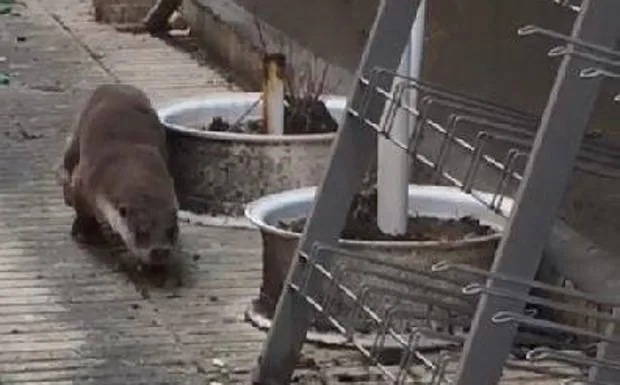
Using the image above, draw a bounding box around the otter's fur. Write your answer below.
[59,84,179,265]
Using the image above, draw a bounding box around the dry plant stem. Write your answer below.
[252,7,268,54]
[307,59,316,97]
[295,63,311,99]
[249,2,336,134]
[284,43,298,97]
[317,65,329,99]
[251,4,298,99]
[284,73,296,100]
[250,1,333,101]
[230,94,264,129]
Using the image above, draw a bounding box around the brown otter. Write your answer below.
[58,84,179,265]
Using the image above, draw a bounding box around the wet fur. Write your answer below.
[59,84,179,264]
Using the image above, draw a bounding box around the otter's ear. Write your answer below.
[118,205,128,218]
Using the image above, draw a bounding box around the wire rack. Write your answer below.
[327,26,620,385]
[252,1,620,384]
[291,243,620,385]
[357,64,620,216]
[549,0,582,13]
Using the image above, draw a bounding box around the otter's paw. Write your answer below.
[71,216,105,244]
[62,181,75,207]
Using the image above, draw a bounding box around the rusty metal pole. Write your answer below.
[262,53,286,136]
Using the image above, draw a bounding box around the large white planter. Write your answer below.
[244,185,512,343]
[158,92,346,216]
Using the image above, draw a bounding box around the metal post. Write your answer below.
[454,1,620,385]
[377,0,426,235]
[263,53,286,135]
[377,38,412,235]
[251,1,421,384]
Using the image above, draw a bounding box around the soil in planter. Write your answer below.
[277,187,496,241]
[204,96,338,135]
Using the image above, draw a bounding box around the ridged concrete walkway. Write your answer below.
[0,1,266,383]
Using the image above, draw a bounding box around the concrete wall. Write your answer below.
[236,0,618,126]
[237,0,571,114]
[233,0,376,73]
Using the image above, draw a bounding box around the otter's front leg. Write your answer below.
[71,215,105,243]
[70,188,105,245]
[62,173,75,207]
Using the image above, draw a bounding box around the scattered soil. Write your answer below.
[279,215,494,242]
[277,187,495,242]
[205,96,338,135]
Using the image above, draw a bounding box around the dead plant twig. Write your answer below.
[250,1,336,102]
[230,94,263,129]
[251,1,268,54]
[315,63,330,104]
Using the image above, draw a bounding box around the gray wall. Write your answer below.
[238,0,573,114]
[237,0,618,126]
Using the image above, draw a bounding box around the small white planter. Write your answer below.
[158,92,346,216]
[244,184,512,345]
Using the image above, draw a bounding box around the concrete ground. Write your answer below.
[0,0,266,383]
[0,0,585,384]
[0,1,365,383]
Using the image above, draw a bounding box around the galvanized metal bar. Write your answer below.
[251,1,421,384]
[453,1,620,385]
[589,308,620,383]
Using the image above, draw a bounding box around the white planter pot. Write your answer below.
[158,92,346,216]
[244,184,512,345]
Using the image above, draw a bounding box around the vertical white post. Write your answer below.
[377,0,426,235]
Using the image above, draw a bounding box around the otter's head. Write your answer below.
[97,191,179,265]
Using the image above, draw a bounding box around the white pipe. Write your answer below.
[377,0,426,235]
